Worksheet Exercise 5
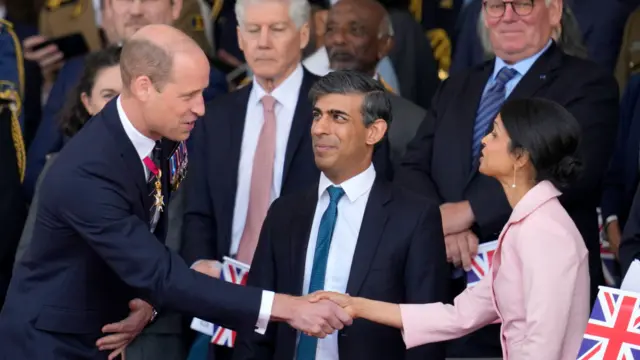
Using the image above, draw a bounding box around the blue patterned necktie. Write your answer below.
[295,185,345,360]
[470,67,518,161]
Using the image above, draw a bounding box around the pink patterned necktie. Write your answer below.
[236,95,277,265]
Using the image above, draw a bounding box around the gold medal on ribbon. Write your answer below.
[154,170,164,212]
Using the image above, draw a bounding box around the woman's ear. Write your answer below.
[80,92,94,115]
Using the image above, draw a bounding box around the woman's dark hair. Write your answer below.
[499,98,583,188]
[59,45,122,138]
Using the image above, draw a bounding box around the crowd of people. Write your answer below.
[2,0,640,359]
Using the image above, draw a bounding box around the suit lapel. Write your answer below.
[466,43,561,184]
[507,42,561,101]
[282,70,317,186]
[102,99,150,221]
[290,187,318,295]
[220,86,252,257]
[345,178,391,296]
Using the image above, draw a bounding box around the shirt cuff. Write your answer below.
[605,215,618,226]
[255,290,274,335]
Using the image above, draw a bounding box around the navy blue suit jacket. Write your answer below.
[0,99,264,360]
[601,73,640,230]
[232,177,448,360]
[180,69,392,265]
[24,56,229,202]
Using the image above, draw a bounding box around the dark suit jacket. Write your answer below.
[180,68,392,265]
[0,99,264,360]
[396,42,619,356]
[601,73,640,230]
[232,176,449,360]
[388,93,426,166]
[620,183,640,276]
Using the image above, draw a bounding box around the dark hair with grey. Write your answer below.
[308,70,392,126]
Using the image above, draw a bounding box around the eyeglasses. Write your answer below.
[483,0,535,18]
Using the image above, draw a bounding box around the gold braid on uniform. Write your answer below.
[379,76,396,94]
[211,0,224,19]
[0,19,26,183]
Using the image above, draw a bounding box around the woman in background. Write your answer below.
[15,45,122,265]
[311,98,590,360]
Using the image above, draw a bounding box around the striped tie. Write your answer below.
[470,67,518,161]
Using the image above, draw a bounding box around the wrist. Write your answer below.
[352,297,364,319]
[271,294,296,322]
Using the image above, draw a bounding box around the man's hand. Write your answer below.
[22,35,64,82]
[191,259,222,278]
[271,294,352,338]
[606,220,622,258]
[307,291,356,318]
[440,201,474,236]
[445,229,479,271]
[96,299,154,360]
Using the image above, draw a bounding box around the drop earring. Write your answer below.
[511,166,517,188]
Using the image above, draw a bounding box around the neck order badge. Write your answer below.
[143,156,164,213]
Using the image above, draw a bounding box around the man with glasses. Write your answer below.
[395,0,618,357]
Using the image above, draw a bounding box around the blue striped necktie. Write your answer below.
[295,185,345,360]
[471,67,518,161]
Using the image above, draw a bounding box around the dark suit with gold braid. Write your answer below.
[0,19,27,310]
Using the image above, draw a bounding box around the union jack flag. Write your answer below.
[577,286,640,359]
[466,240,498,288]
[210,258,250,347]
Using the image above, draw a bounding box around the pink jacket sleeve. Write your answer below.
[400,273,499,349]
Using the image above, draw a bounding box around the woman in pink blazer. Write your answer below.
[311,98,591,359]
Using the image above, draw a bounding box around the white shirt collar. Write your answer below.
[0,5,6,20]
[117,96,156,160]
[318,164,376,203]
[250,63,304,111]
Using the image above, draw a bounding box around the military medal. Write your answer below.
[169,141,188,191]
[153,169,164,212]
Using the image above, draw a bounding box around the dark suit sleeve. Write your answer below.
[394,85,445,203]
[619,184,640,276]
[558,67,619,207]
[404,201,448,360]
[232,201,280,360]
[601,76,640,221]
[50,164,263,331]
[180,119,218,265]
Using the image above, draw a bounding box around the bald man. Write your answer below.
[0,24,352,360]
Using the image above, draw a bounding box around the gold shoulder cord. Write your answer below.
[0,19,26,183]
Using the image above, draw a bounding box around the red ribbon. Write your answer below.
[143,156,159,177]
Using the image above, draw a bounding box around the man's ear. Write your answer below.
[299,22,311,50]
[131,76,154,102]
[314,10,328,37]
[377,36,392,60]
[365,118,388,146]
[171,0,184,21]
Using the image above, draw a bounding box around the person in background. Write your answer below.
[601,73,640,258]
[323,0,428,165]
[380,0,440,111]
[395,0,618,356]
[312,97,590,360]
[23,0,229,203]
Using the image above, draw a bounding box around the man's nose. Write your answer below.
[192,95,205,117]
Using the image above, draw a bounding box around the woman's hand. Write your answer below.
[308,291,357,318]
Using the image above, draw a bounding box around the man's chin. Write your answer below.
[329,61,358,72]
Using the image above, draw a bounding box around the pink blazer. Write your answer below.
[400,180,590,359]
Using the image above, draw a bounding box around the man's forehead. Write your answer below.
[316,93,363,111]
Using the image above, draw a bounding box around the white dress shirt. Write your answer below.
[230,64,304,256]
[297,164,377,360]
[116,96,274,334]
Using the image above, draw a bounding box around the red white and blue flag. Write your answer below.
[466,240,498,288]
[577,286,640,359]
[210,258,250,347]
